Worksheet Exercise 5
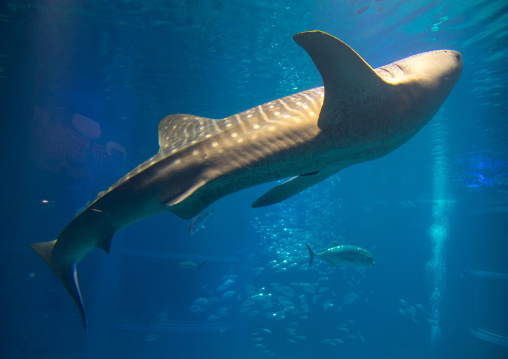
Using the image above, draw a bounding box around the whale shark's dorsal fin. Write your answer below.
[293,31,388,129]
[158,114,223,152]
[250,31,390,207]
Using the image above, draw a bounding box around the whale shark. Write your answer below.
[30,31,462,329]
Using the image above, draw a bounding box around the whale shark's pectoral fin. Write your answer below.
[293,31,387,129]
[251,166,343,208]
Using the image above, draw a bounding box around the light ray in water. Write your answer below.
[427,118,455,346]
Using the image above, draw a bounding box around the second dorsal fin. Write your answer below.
[158,114,224,152]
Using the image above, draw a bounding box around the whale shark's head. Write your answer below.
[377,49,463,98]
[370,49,462,144]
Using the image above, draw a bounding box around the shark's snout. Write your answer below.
[446,50,462,69]
[444,49,462,62]
[443,50,463,83]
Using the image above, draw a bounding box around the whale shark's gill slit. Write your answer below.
[256,105,270,123]
[394,63,405,74]
[377,67,393,78]
[301,92,321,112]
[278,99,297,113]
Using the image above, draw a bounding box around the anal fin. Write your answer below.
[97,232,114,254]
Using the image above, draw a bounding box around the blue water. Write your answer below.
[1,1,507,358]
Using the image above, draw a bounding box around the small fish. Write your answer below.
[321,338,337,346]
[189,209,214,234]
[322,301,333,310]
[223,279,235,286]
[179,260,207,270]
[216,307,230,317]
[238,307,250,314]
[145,333,160,342]
[193,297,209,305]
[222,290,236,298]
[302,283,316,294]
[187,305,203,313]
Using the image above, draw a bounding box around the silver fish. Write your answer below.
[189,209,213,234]
[305,243,375,268]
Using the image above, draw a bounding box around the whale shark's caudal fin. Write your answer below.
[305,243,315,268]
[30,240,87,330]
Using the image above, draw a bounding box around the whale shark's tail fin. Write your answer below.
[30,240,87,331]
[305,243,315,268]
